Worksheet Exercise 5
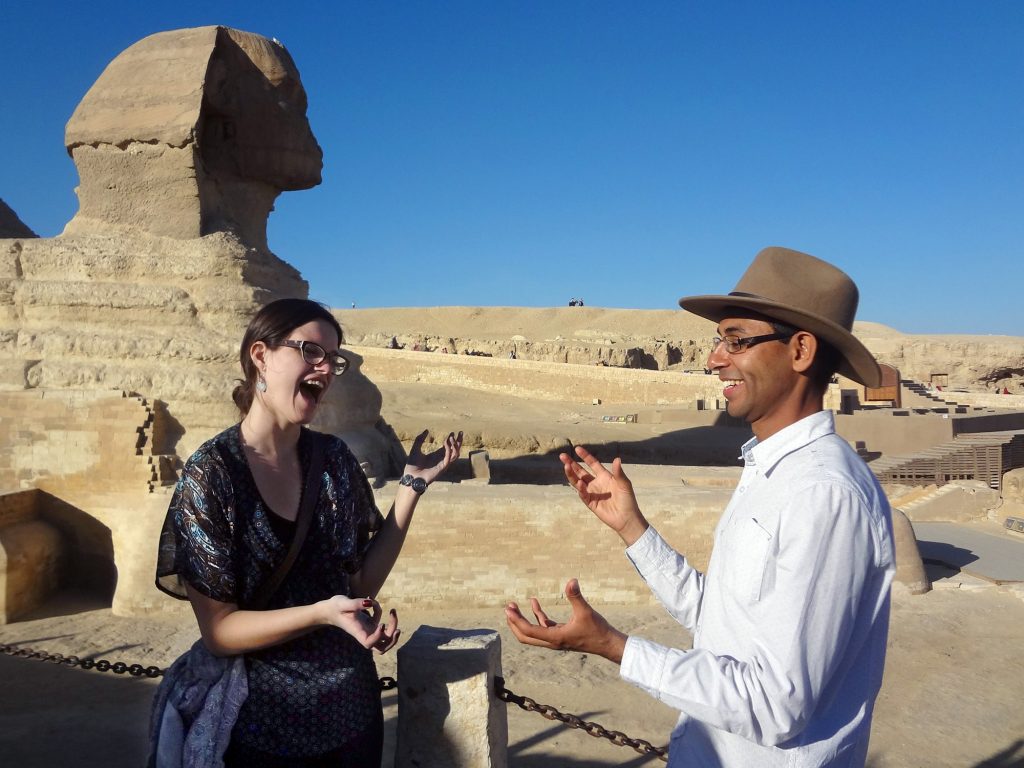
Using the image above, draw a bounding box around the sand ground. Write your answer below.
[1,574,1023,768]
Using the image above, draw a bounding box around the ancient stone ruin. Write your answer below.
[1,26,1021,629]
[64,26,323,249]
[0,26,394,620]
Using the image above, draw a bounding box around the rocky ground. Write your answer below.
[1,574,1022,767]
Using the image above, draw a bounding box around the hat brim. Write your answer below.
[679,294,882,388]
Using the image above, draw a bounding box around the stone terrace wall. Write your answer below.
[0,390,166,492]
[373,480,733,609]
[351,345,724,406]
[0,390,176,616]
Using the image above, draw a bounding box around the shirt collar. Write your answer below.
[739,410,836,474]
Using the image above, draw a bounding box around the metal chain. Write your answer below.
[1,643,664,760]
[0,642,165,678]
[0,642,397,690]
[495,675,669,762]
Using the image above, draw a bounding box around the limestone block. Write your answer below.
[0,519,65,623]
[396,626,507,768]
[1003,468,1024,505]
[469,450,491,482]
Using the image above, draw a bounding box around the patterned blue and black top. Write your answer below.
[155,424,385,757]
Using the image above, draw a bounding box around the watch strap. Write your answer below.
[400,474,428,494]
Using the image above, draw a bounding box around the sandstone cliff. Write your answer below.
[336,307,1024,392]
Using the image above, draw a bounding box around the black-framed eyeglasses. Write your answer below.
[711,332,795,355]
[278,340,350,376]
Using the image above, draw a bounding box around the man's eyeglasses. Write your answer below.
[711,332,795,355]
[278,340,350,375]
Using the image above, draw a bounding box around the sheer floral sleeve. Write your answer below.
[322,436,384,575]
[156,443,240,602]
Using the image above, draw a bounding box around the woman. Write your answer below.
[155,298,462,766]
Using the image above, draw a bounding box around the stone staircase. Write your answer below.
[888,483,962,516]
[871,431,1024,491]
[900,379,962,411]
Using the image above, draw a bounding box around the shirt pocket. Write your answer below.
[725,516,773,602]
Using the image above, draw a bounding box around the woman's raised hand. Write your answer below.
[404,430,464,486]
[320,595,400,654]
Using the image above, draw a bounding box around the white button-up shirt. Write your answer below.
[620,410,894,767]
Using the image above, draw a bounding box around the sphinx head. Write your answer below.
[64,26,323,248]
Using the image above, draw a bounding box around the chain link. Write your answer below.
[0,642,165,678]
[2,643,665,761]
[1,642,401,690]
[495,675,668,762]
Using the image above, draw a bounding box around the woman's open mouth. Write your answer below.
[299,378,326,403]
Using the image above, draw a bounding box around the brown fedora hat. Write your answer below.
[679,246,881,387]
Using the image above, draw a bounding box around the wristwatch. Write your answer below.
[399,474,428,494]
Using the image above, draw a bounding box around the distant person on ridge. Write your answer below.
[506,247,894,767]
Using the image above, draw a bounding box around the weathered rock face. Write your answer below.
[861,334,1024,392]
[0,26,390,468]
[347,331,705,370]
[338,308,1024,391]
[64,26,322,250]
[1,230,308,445]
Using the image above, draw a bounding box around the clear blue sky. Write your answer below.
[2,1,1022,335]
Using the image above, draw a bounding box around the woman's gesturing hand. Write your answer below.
[320,595,400,654]
[403,429,464,486]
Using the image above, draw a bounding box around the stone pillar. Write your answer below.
[891,508,931,595]
[395,626,507,768]
[469,450,491,483]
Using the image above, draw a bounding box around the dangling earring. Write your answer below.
[256,373,267,393]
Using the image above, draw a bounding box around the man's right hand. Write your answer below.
[560,446,649,546]
[504,579,627,664]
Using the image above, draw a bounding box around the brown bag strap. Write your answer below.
[250,432,328,610]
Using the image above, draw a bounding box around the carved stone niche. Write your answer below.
[63,26,323,250]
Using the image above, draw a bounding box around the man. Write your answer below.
[506,246,895,767]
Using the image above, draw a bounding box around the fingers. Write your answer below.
[361,597,383,626]
[609,457,633,487]
[442,431,463,468]
[504,602,559,649]
[529,597,558,628]
[559,452,594,491]
[361,616,386,649]
[374,608,400,654]
[564,578,589,612]
[573,445,610,476]
[408,430,464,477]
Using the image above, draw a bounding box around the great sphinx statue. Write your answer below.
[0,25,395,504]
[63,26,323,251]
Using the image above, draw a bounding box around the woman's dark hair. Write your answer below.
[770,320,840,392]
[232,298,344,415]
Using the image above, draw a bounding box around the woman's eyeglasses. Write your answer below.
[278,340,350,375]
